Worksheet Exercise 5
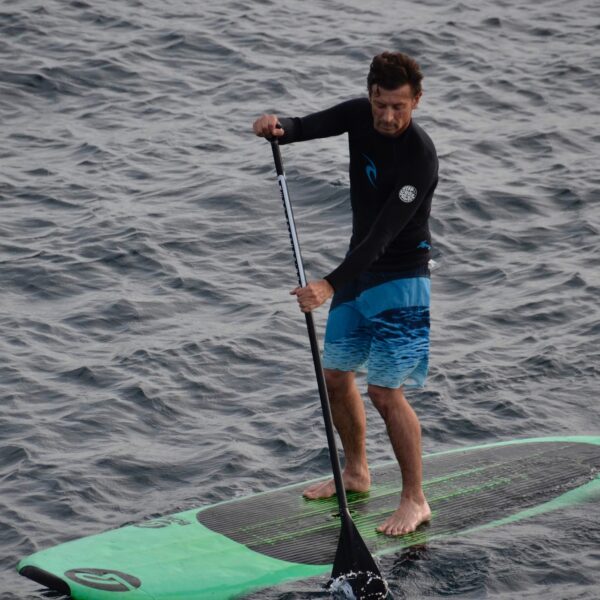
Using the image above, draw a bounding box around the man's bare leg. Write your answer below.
[303,369,371,499]
[368,384,431,535]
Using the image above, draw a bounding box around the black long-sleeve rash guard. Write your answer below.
[278,97,438,292]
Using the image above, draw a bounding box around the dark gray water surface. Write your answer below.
[1,0,599,598]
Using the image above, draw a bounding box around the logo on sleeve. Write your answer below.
[362,154,377,189]
[399,185,417,203]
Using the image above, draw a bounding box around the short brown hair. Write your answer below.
[367,51,423,97]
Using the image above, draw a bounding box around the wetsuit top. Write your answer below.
[278,97,438,292]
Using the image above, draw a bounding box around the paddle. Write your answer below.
[269,137,390,599]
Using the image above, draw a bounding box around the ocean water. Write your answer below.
[1,0,599,598]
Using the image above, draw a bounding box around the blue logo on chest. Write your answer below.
[362,154,377,189]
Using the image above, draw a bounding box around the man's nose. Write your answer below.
[383,108,394,122]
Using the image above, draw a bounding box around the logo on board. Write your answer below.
[64,569,142,592]
[362,154,377,188]
[399,185,418,203]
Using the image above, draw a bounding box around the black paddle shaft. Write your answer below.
[269,140,388,595]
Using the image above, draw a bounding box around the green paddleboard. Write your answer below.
[18,436,600,599]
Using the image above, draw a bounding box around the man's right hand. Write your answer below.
[252,114,283,138]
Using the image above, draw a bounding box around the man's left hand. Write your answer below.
[290,279,334,313]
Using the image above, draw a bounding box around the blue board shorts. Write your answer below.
[322,267,430,389]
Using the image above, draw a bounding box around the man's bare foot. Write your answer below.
[302,470,370,500]
[377,495,431,536]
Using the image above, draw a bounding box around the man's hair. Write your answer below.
[367,52,423,97]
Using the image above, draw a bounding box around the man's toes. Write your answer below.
[302,482,323,496]
[303,480,335,499]
[377,520,393,535]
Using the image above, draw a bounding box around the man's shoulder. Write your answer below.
[333,97,372,136]
[410,120,436,153]
[331,96,371,118]
[408,120,438,164]
[342,96,370,108]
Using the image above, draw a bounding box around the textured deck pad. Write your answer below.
[197,440,600,564]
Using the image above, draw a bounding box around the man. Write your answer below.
[253,51,437,536]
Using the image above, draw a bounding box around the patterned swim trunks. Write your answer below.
[322,266,430,389]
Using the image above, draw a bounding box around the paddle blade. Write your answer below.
[330,517,390,599]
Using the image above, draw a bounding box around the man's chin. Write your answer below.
[376,126,399,137]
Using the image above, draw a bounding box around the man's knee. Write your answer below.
[368,384,404,419]
[324,369,355,399]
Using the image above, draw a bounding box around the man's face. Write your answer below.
[369,83,421,137]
